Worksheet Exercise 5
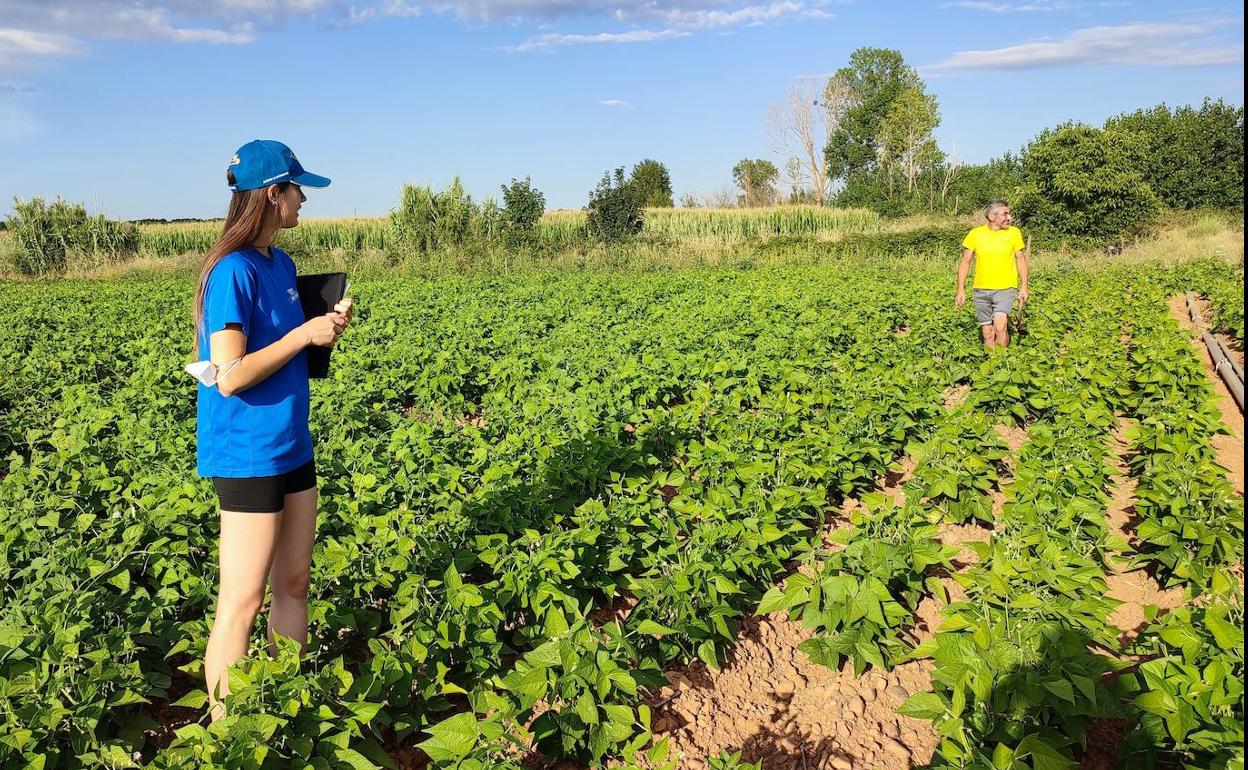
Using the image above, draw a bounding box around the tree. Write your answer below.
[500,176,545,245]
[1104,99,1244,210]
[824,47,923,183]
[706,185,738,208]
[732,158,780,207]
[586,168,644,242]
[627,159,674,208]
[767,77,850,204]
[1014,124,1159,243]
[876,86,942,193]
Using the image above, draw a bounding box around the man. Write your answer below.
[956,200,1030,349]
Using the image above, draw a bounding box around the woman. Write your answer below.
[193,139,352,719]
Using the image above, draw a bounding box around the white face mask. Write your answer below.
[185,360,217,386]
[185,357,241,387]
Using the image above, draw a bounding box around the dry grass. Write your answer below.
[5,209,1241,281]
[1110,211,1244,266]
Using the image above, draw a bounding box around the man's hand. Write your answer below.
[1018,287,1029,307]
[955,290,966,308]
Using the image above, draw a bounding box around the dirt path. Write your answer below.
[1192,294,1245,373]
[1102,419,1185,644]
[649,451,939,770]
[1169,295,1244,495]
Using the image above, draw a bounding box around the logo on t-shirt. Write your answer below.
[287,288,299,303]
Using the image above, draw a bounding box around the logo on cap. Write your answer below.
[229,154,240,166]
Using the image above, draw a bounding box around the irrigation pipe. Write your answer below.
[1215,335,1244,383]
[1186,291,1245,412]
[1185,291,1202,325]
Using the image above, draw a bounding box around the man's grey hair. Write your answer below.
[983,199,1010,218]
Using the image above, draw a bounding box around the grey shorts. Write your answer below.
[972,288,1017,325]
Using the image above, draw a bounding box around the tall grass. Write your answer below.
[139,217,391,257]
[642,206,883,240]
[4,197,139,275]
[136,205,885,258]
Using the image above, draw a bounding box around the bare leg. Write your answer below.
[993,313,1010,348]
[981,324,996,349]
[267,486,318,656]
[205,510,282,721]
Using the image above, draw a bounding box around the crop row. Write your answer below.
[761,268,1244,768]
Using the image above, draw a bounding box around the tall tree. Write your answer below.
[877,87,942,193]
[628,159,675,208]
[732,158,780,207]
[1015,124,1159,243]
[824,47,922,183]
[767,77,850,204]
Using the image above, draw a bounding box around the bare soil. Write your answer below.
[1102,420,1185,645]
[1169,294,1244,495]
[648,619,939,770]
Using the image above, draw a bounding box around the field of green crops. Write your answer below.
[0,255,1243,770]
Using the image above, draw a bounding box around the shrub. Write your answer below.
[628,160,674,208]
[1105,99,1244,210]
[4,197,139,276]
[586,168,643,242]
[500,177,546,246]
[1014,124,1160,244]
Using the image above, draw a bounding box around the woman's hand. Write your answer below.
[334,297,354,324]
[301,313,344,347]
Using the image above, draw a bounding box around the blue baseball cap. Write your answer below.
[227,139,330,191]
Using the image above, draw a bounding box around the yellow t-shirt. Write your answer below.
[962,225,1024,290]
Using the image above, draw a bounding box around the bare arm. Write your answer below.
[211,312,344,397]
[955,249,973,306]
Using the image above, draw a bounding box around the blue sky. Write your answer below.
[0,1,1243,219]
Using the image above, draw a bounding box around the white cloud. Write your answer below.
[0,0,838,70]
[598,98,634,107]
[630,1,834,28]
[503,28,689,53]
[497,1,833,53]
[942,1,1071,12]
[0,28,87,57]
[0,27,86,75]
[925,20,1244,72]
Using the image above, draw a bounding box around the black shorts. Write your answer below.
[211,460,317,513]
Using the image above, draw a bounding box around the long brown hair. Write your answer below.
[192,175,292,357]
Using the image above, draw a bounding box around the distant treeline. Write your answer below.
[127,217,224,225]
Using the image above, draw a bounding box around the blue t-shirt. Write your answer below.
[196,246,312,478]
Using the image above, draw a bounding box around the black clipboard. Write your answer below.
[295,272,347,379]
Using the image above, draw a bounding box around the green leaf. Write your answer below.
[756,586,790,615]
[635,620,676,637]
[697,640,719,669]
[417,713,479,763]
[897,692,946,720]
[171,690,208,709]
[1041,679,1076,705]
[1015,735,1074,770]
